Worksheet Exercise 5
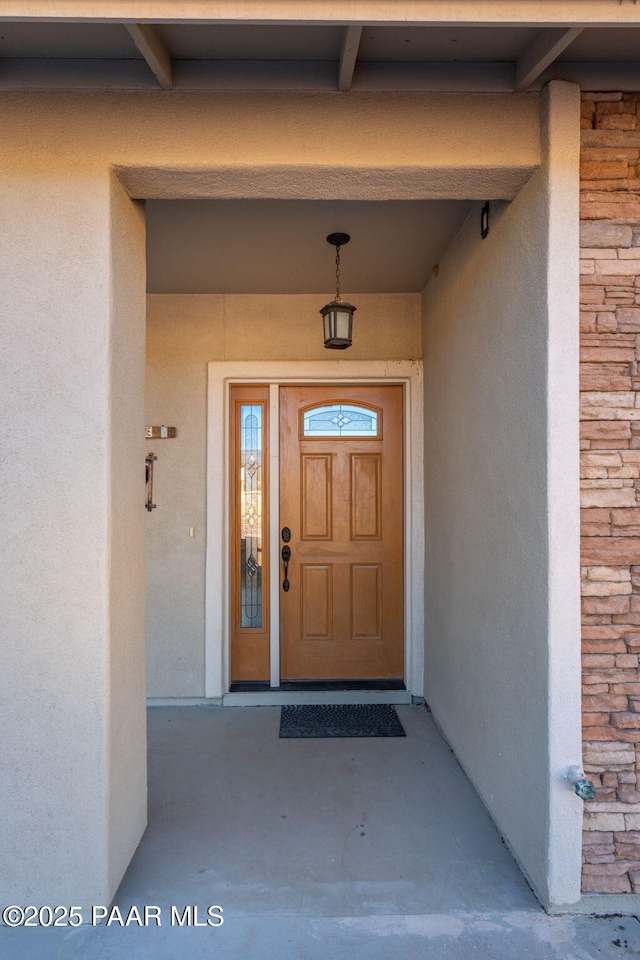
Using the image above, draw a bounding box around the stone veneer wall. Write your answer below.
[580,92,640,895]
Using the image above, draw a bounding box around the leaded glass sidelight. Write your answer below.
[239,404,263,628]
[303,403,379,438]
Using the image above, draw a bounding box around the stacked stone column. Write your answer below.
[580,92,640,894]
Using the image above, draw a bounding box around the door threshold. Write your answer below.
[223,688,413,707]
[229,680,406,692]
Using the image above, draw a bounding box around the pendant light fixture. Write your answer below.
[320,233,356,350]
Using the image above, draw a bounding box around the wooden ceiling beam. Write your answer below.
[514,26,583,92]
[125,22,172,89]
[338,25,362,92]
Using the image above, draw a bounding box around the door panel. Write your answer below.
[351,564,383,640]
[350,454,382,540]
[280,385,403,680]
[301,564,333,640]
[301,455,332,540]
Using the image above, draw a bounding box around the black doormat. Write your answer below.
[279,704,406,738]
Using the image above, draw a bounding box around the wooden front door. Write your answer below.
[279,385,404,680]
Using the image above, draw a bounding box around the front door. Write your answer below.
[279,385,404,680]
[229,382,404,684]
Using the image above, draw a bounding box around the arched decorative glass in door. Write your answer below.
[302,403,380,438]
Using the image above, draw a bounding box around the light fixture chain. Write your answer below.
[335,245,341,302]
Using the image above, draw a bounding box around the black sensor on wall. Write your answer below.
[481,202,490,239]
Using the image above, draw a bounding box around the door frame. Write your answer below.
[205,360,424,700]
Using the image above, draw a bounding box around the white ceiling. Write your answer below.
[145,199,472,294]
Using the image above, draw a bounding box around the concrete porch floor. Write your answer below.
[2,703,639,958]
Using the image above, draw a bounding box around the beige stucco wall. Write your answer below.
[0,91,540,202]
[0,86,541,905]
[421,82,582,909]
[145,292,421,697]
[0,169,147,907]
[107,175,148,893]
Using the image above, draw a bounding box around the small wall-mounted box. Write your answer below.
[145,425,176,439]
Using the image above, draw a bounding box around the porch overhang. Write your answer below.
[0,2,639,94]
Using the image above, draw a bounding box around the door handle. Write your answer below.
[281,544,291,592]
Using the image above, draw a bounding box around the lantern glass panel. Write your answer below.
[323,311,332,343]
[336,307,351,342]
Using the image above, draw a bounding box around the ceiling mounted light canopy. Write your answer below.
[320,232,356,350]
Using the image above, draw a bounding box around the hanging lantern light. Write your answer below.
[320,233,356,350]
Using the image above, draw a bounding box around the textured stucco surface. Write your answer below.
[0,171,147,905]
[543,81,583,909]
[421,82,582,908]
[0,85,541,905]
[145,293,421,697]
[107,174,148,894]
[0,91,540,202]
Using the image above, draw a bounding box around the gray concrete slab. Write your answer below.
[1,704,639,959]
[118,703,537,917]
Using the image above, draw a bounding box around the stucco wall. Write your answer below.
[107,175,148,893]
[421,82,582,908]
[0,168,147,906]
[0,86,541,905]
[145,292,422,697]
[0,90,540,204]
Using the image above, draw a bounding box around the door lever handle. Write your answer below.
[281,544,291,592]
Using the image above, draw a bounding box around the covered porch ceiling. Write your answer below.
[1,7,640,93]
[146,198,473,294]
